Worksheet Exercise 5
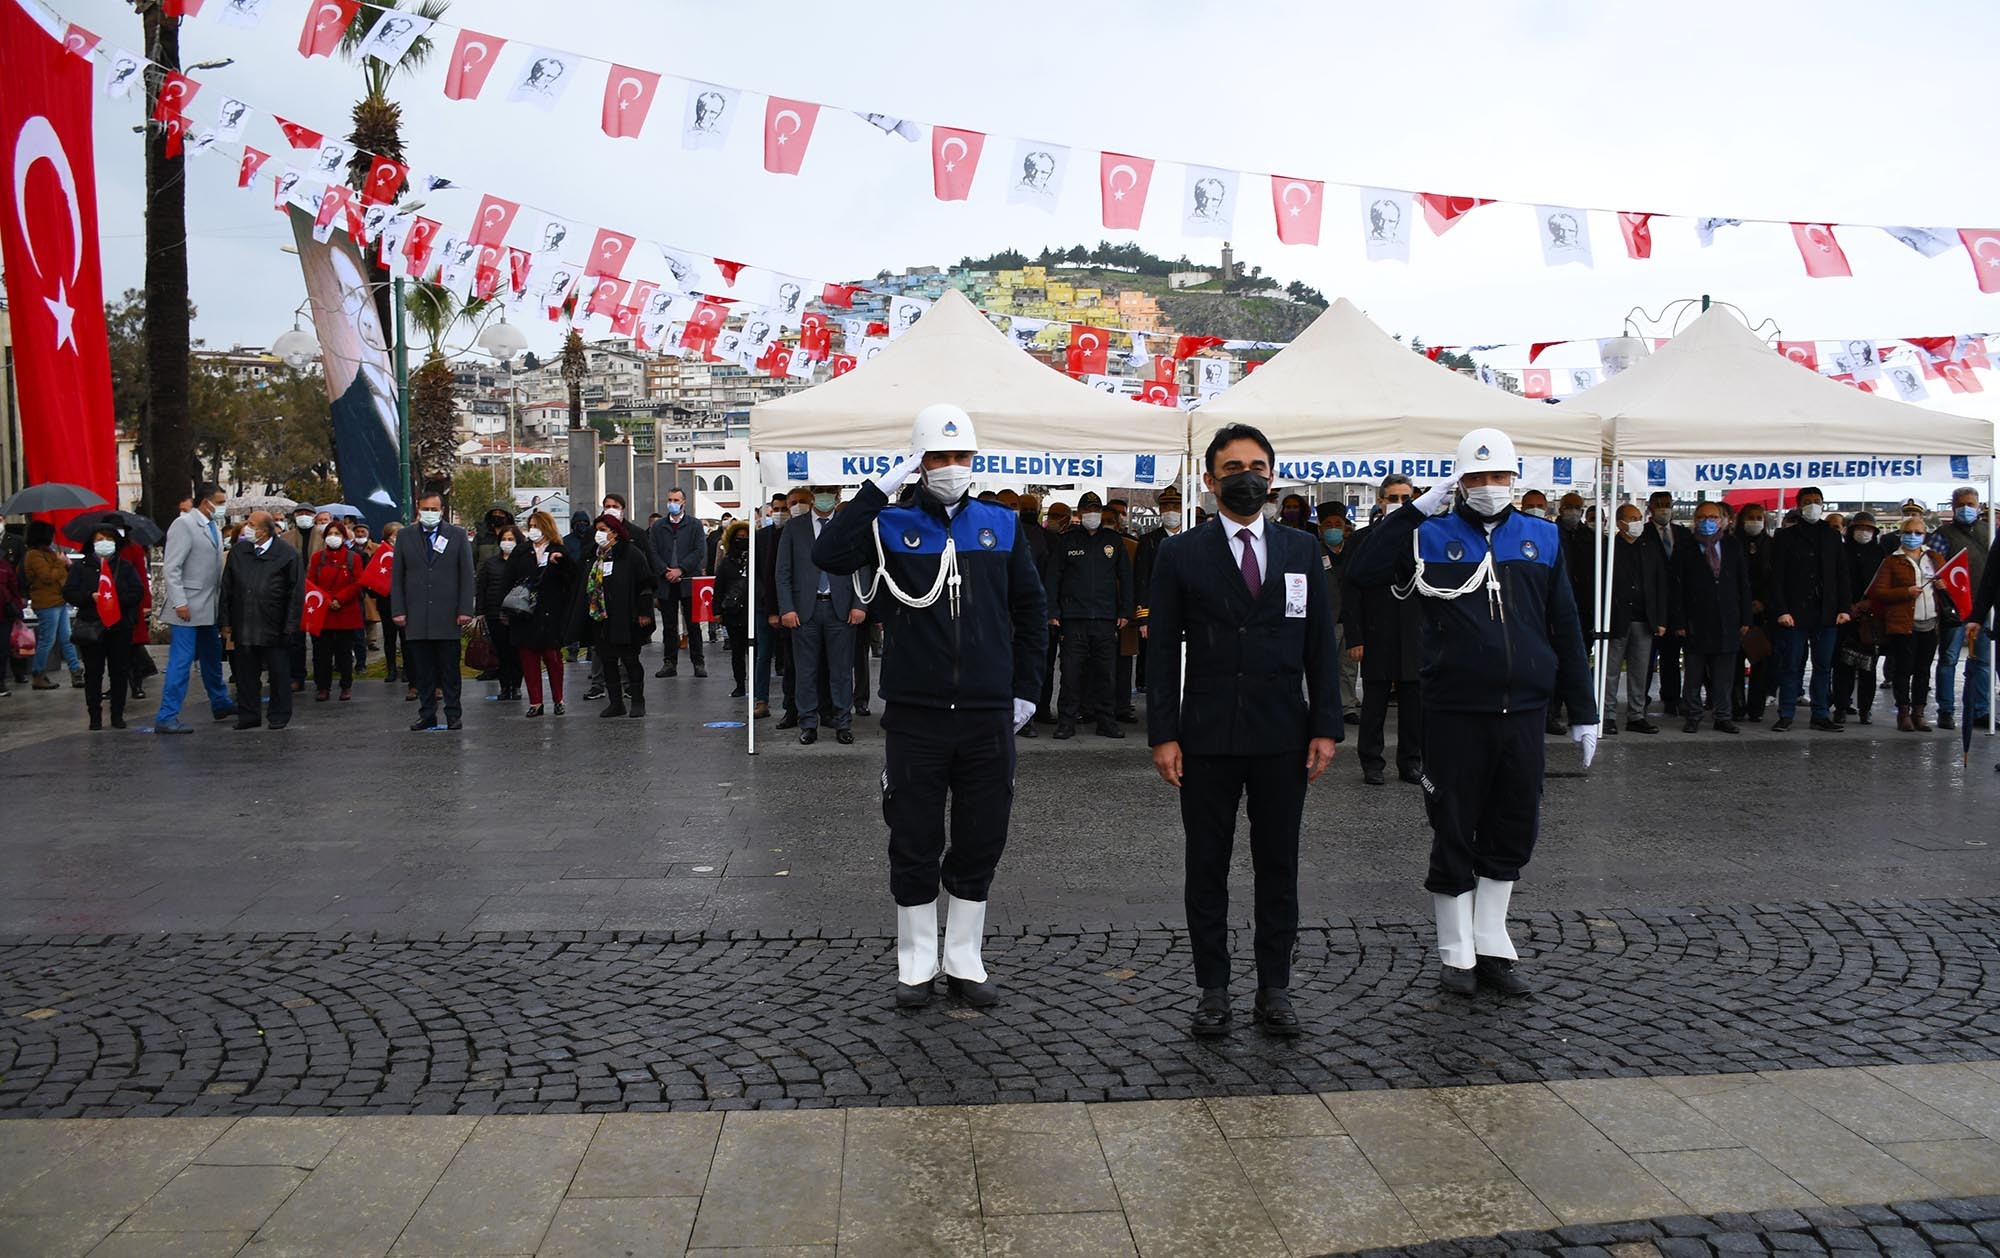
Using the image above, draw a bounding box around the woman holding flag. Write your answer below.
[61,526,144,731]
[306,522,366,702]
[1866,513,1944,732]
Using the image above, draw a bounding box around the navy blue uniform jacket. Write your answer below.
[1347,502,1596,721]
[813,482,1047,712]
[1145,517,1343,756]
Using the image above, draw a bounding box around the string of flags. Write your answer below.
[93,0,2000,293]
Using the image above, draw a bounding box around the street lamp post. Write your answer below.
[474,312,530,503]
[394,277,412,513]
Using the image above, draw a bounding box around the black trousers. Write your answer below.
[1358,678,1423,777]
[1420,708,1545,895]
[489,621,521,694]
[1039,630,1061,715]
[376,596,402,678]
[1114,651,1135,715]
[657,587,705,668]
[1057,618,1116,723]
[407,637,463,724]
[882,704,1016,906]
[232,642,293,725]
[1833,647,1878,719]
[853,620,872,707]
[1653,639,1683,714]
[80,639,130,723]
[726,619,749,689]
[288,630,307,685]
[1682,650,1738,722]
[1180,750,1307,990]
[1887,629,1939,711]
[312,628,359,692]
[599,643,643,710]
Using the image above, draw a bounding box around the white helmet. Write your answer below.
[1454,427,1518,477]
[910,402,978,455]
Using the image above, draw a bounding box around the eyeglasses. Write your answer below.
[1383,495,1413,505]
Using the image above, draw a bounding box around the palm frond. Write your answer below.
[339,0,451,88]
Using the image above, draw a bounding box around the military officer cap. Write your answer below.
[1077,491,1104,510]
[1158,485,1183,506]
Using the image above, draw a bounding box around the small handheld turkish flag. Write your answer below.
[1791,223,1852,278]
[1067,325,1110,375]
[601,65,660,139]
[301,586,328,636]
[931,126,984,201]
[470,194,519,246]
[762,97,819,175]
[1959,229,2000,294]
[690,577,716,624]
[361,544,394,597]
[444,29,506,101]
[1098,153,1153,231]
[1417,194,1493,235]
[1939,549,1974,621]
[1270,176,1323,246]
[298,0,360,59]
[94,564,122,627]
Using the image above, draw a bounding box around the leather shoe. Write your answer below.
[1682,718,1701,733]
[854,703,871,716]
[1034,710,1056,725]
[1545,715,1568,736]
[835,728,854,745]
[799,728,818,745]
[1016,724,1037,738]
[1475,956,1534,995]
[1772,717,1794,731]
[895,978,935,1009]
[1363,767,1385,786]
[1938,712,1956,730]
[775,712,800,730]
[654,665,672,678]
[1253,988,1302,1037]
[446,718,463,731]
[1715,720,1741,734]
[1094,722,1125,739]
[408,718,433,732]
[946,974,1001,1007]
[1810,717,1844,732]
[1400,768,1425,784]
[210,708,236,722]
[1189,987,1231,1038]
[1053,722,1076,740]
[1440,963,1477,995]
[1626,718,1659,734]
[1116,708,1138,724]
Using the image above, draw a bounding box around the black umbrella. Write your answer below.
[62,509,166,548]
[0,482,108,514]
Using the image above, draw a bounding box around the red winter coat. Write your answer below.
[307,547,366,630]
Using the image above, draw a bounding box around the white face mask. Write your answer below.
[295,515,315,530]
[1080,512,1104,531]
[1559,509,1582,526]
[1852,529,1875,546]
[1462,485,1514,517]
[325,535,346,549]
[93,540,116,557]
[594,530,612,547]
[526,528,543,543]
[1161,511,1183,530]
[789,503,809,518]
[1523,506,1549,519]
[1800,503,1824,523]
[418,509,442,527]
[603,505,622,519]
[1742,519,1765,536]
[500,539,517,555]
[1622,520,1646,539]
[922,463,974,504]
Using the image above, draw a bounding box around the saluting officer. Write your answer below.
[1346,428,1597,996]
[1046,491,1134,739]
[814,404,1048,1009]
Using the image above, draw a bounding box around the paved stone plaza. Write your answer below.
[1,659,1997,1255]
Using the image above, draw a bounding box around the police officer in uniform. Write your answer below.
[1348,428,1598,996]
[1133,486,1185,687]
[814,404,1048,1008]
[1046,491,1134,739]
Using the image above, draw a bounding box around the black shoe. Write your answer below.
[1363,768,1385,786]
[524,705,543,718]
[1053,722,1076,740]
[1475,956,1534,995]
[693,665,707,678]
[583,685,607,702]
[130,682,146,700]
[1626,718,1660,734]
[1771,716,1794,731]
[237,717,264,731]
[1094,722,1125,739]
[211,708,236,722]
[110,715,128,730]
[1831,710,1846,727]
[553,702,565,716]
[408,716,433,731]
[853,704,871,716]
[1399,768,1425,784]
[654,666,671,678]
[599,703,626,718]
[266,720,286,731]
[775,712,799,730]
[1601,721,1618,736]
[1035,710,1056,725]
[1440,964,1477,995]
[799,728,818,745]
[1939,713,1956,730]
[895,978,935,1009]
[729,687,747,699]
[1810,717,1844,732]
[1715,720,1741,734]
[627,702,645,718]
[1189,987,1232,1038]
[88,713,102,731]
[1342,710,1360,726]
[1682,718,1701,733]
[1116,708,1138,724]
[1016,724,1037,738]
[1253,988,1302,1037]
[945,975,1000,1007]
[835,728,853,744]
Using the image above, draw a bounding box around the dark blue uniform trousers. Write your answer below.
[1180,751,1307,990]
[1421,709,1545,895]
[882,704,1015,907]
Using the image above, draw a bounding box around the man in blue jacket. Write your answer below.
[1348,428,1597,996]
[814,404,1048,1009]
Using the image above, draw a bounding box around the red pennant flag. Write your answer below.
[362,156,406,204]
[762,97,819,175]
[1174,335,1223,360]
[1791,223,1851,278]
[401,215,442,276]
[584,276,629,318]
[1941,361,1984,394]
[472,243,506,301]
[300,586,328,636]
[238,146,269,188]
[1136,380,1178,407]
[600,65,661,140]
[1245,360,1262,375]
[684,297,729,351]
[1424,346,1446,362]
[610,304,641,337]
[163,0,204,16]
[800,312,830,361]
[829,353,857,378]
[1960,229,2000,294]
[153,72,199,124]
[587,229,635,279]
[1963,342,1992,371]
[313,184,353,235]
[1528,342,1561,364]
[626,278,659,313]
[768,346,794,377]
[161,113,191,159]
[930,126,985,201]
[1153,354,1178,382]
[360,543,394,596]
[60,24,100,58]
[1776,341,1819,371]
[508,247,532,295]
[821,282,859,308]
[1270,176,1324,246]
[1099,153,1154,230]
[1416,194,1493,236]
[444,29,505,101]
[1829,374,1877,393]
[1066,325,1110,375]
[94,564,122,626]
[275,116,322,150]
[297,0,360,58]
[469,194,518,246]
[1939,549,1975,620]
[714,257,746,286]
[1905,336,1957,362]
[1617,212,1655,260]
[1521,368,1552,399]
[866,321,888,337]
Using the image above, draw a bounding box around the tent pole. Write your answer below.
[746,452,759,756]
[1990,468,1997,735]
[1592,452,1608,716]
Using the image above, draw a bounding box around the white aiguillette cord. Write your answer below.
[854,525,961,618]
[1394,526,1504,621]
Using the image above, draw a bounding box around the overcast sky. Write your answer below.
[46,0,2000,424]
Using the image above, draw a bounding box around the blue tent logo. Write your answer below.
[1647,459,1667,487]
[785,451,809,481]
[1952,456,1970,478]
[1552,457,1573,485]
[1134,454,1156,484]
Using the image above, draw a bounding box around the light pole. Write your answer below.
[475,312,529,501]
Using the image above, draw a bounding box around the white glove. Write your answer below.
[877,453,925,497]
[1413,477,1459,516]
[1013,697,1037,732]
[1571,722,1599,769]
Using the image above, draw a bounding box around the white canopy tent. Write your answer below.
[742,288,1192,752]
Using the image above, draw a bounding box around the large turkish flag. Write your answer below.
[0,0,116,506]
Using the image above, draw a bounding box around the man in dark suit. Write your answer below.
[647,487,709,679]
[1767,486,1853,732]
[1147,423,1342,1040]
[1644,491,1694,716]
[775,485,861,744]
[1342,475,1423,785]
[391,491,476,731]
[1670,499,1752,734]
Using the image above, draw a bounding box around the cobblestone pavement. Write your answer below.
[1,897,1994,1118]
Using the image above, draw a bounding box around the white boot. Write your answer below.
[941,894,988,983]
[897,899,940,987]
[1471,877,1519,960]
[1432,891,1475,971]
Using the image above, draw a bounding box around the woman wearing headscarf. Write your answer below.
[306,520,366,701]
[506,510,575,717]
[61,525,144,730]
[712,519,752,697]
[567,513,656,717]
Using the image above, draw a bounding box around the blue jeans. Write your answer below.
[157,623,232,724]
[1934,624,1992,720]
[1775,624,1840,721]
[32,604,80,674]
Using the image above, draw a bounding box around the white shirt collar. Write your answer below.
[1223,512,1265,541]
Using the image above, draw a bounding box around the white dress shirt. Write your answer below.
[1225,512,1268,581]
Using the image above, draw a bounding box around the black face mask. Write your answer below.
[1215,471,1270,517]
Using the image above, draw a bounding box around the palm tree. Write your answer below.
[339,1,448,333]
[561,331,588,430]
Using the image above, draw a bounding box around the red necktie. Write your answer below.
[1238,527,1261,598]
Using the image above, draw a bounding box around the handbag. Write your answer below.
[70,616,104,647]
[501,581,536,617]
[1740,625,1772,663]
[462,619,497,672]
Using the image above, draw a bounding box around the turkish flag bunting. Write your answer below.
[1521,368,1552,399]
[1137,380,1178,408]
[1066,325,1110,375]
[1791,223,1851,278]
[298,0,360,58]
[753,340,779,372]
[762,97,820,175]
[600,65,661,139]
[1960,229,2000,294]
[362,156,407,204]
[1153,354,1178,382]
[472,243,506,301]
[1245,360,1262,375]
[684,297,729,350]
[1425,347,1446,361]
[153,72,199,123]
[444,29,506,101]
[610,305,640,337]
[800,312,830,361]
[1528,342,1561,364]
[931,126,984,200]
[1829,374,1877,393]
[161,113,191,159]
[275,116,322,150]
[1941,361,1984,394]
[238,146,269,188]
[866,321,888,337]
[587,229,636,279]
[821,283,859,308]
[360,542,395,595]
[1174,335,1223,360]
[1270,176,1324,246]
[163,0,203,16]
[470,194,519,246]
[60,24,99,57]
[1776,341,1819,371]
[769,346,794,377]
[508,247,532,295]
[313,184,354,236]
[830,353,857,378]
[1905,336,1957,362]
[585,276,630,318]
[1617,212,1656,260]
[300,586,328,636]
[1099,153,1154,230]
[1962,342,1993,371]
[401,215,442,277]
[94,564,121,626]
[1938,549,1975,620]
[714,257,746,285]
[1417,194,1492,235]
